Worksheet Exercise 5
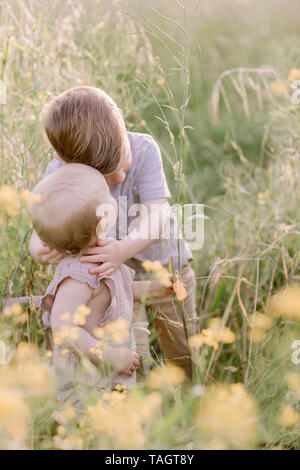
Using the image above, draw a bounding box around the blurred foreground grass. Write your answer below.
[0,0,299,450]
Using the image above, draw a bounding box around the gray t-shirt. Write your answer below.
[46,132,193,277]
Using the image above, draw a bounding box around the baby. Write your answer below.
[30,163,167,400]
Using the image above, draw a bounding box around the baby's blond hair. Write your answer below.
[30,163,113,255]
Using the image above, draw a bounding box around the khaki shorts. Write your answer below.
[133,261,197,379]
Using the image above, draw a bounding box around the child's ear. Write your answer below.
[96,216,108,239]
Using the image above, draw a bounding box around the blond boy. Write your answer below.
[29,86,197,378]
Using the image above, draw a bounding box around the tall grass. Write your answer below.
[0,0,299,450]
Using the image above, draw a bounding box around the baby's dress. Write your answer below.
[41,256,137,403]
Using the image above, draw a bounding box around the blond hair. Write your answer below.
[30,163,113,255]
[42,87,127,174]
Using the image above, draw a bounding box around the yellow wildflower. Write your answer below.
[287,68,300,83]
[197,383,259,449]
[189,320,235,351]
[14,341,38,362]
[247,328,266,343]
[157,77,166,86]
[173,279,187,301]
[53,403,76,425]
[269,80,288,96]
[0,388,30,440]
[208,318,236,344]
[104,318,129,343]
[248,312,273,330]
[141,260,171,287]
[0,185,20,216]
[73,304,91,326]
[277,405,298,428]
[268,285,300,321]
[18,361,54,395]
[93,327,106,339]
[284,373,300,399]
[53,325,79,345]
[146,363,186,389]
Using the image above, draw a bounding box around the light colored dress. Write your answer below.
[40,257,139,403]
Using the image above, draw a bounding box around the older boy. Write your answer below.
[29,86,197,378]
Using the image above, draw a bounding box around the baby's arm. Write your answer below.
[28,230,64,265]
[51,277,139,374]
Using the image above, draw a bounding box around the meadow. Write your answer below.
[0,0,300,450]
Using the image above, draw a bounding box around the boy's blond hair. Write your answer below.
[30,163,113,255]
[42,86,127,174]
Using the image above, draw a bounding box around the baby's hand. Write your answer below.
[104,347,140,376]
[38,243,64,265]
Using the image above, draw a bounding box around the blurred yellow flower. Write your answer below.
[73,304,91,326]
[268,285,300,321]
[287,68,300,83]
[269,80,288,96]
[14,341,38,362]
[53,325,79,345]
[173,279,187,301]
[53,403,76,425]
[189,319,235,350]
[277,405,298,428]
[284,373,300,399]
[248,312,273,330]
[86,391,161,448]
[89,345,103,359]
[3,303,23,317]
[93,326,106,339]
[0,388,30,440]
[197,383,259,449]
[247,327,266,343]
[30,193,43,205]
[247,312,273,343]
[0,185,20,216]
[104,318,129,343]
[157,77,166,86]
[142,260,171,287]
[146,363,186,389]
[18,361,54,395]
[208,317,236,343]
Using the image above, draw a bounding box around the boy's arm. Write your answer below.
[28,230,64,265]
[81,198,170,277]
[119,197,170,257]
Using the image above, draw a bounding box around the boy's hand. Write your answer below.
[148,277,175,299]
[38,243,64,265]
[80,238,126,277]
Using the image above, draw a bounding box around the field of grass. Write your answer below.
[0,0,300,450]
